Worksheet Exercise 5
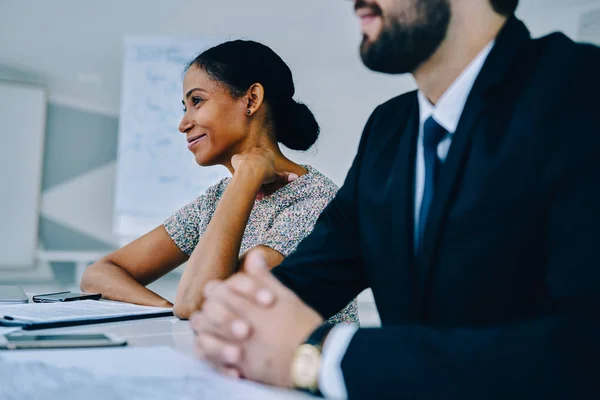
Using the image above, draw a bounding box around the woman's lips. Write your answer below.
[187,134,207,150]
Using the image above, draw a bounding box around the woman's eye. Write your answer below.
[192,96,203,106]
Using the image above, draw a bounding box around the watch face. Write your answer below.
[292,344,322,390]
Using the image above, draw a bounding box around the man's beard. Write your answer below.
[360,0,451,74]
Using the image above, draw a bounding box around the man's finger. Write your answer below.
[217,366,242,379]
[243,250,270,275]
[225,245,274,307]
[189,311,203,335]
[240,251,290,301]
[226,273,276,307]
[195,333,243,367]
[193,298,252,341]
[225,273,275,307]
[203,279,220,297]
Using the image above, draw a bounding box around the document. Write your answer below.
[0,300,172,329]
[0,327,19,336]
[0,346,310,399]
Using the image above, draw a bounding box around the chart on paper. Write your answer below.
[0,347,310,400]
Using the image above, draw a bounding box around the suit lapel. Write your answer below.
[389,96,420,317]
[416,17,533,311]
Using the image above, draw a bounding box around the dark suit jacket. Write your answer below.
[272,17,600,399]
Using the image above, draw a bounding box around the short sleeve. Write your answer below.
[163,179,226,255]
[259,187,360,326]
[258,193,334,257]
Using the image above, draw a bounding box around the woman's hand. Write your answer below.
[231,148,298,186]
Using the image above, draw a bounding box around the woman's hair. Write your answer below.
[187,40,319,151]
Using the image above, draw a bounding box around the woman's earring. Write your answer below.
[246,109,251,115]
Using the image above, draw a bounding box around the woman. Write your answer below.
[81,40,358,323]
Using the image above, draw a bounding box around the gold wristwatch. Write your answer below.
[291,324,334,394]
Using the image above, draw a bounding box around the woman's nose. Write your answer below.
[179,116,192,133]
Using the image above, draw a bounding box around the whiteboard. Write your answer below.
[0,81,46,268]
[115,37,229,239]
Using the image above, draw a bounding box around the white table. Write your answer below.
[0,314,314,399]
[30,316,196,353]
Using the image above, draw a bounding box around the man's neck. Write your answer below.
[414,8,508,105]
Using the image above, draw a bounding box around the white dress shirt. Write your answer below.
[318,40,495,399]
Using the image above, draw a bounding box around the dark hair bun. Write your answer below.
[276,101,320,151]
[188,40,320,152]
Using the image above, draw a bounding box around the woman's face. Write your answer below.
[179,66,249,166]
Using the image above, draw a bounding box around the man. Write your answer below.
[191,0,600,398]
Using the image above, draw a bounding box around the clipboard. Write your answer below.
[0,300,174,331]
[1,311,173,330]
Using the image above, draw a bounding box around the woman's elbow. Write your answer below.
[173,280,206,319]
[80,262,101,292]
[173,301,197,320]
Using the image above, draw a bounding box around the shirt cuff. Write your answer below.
[318,324,359,399]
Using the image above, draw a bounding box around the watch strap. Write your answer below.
[305,322,335,350]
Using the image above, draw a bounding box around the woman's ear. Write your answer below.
[245,83,265,116]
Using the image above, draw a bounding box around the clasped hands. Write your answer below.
[190,251,324,387]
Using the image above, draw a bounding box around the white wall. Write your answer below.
[518,0,600,39]
[0,82,47,268]
[283,66,414,186]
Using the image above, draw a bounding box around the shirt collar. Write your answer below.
[418,40,495,134]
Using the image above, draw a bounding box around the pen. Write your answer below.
[0,315,30,327]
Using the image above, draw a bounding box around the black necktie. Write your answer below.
[417,117,447,251]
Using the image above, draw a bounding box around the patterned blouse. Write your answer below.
[164,165,359,325]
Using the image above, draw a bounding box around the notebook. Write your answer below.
[0,300,173,330]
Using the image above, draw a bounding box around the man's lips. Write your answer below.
[356,7,379,19]
[356,7,381,29]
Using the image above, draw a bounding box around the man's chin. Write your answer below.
[361,20,383,41]
[359,40,375,65]
[360,34,377,52]
[360,44,388,73]
[360,38,412,74]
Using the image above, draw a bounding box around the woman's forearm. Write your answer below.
[174,166,263,318]
[81,262,173,308]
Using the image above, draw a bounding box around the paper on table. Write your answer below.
[0,300,171,323]
[0,327,20,335]
[0,346,310,399]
